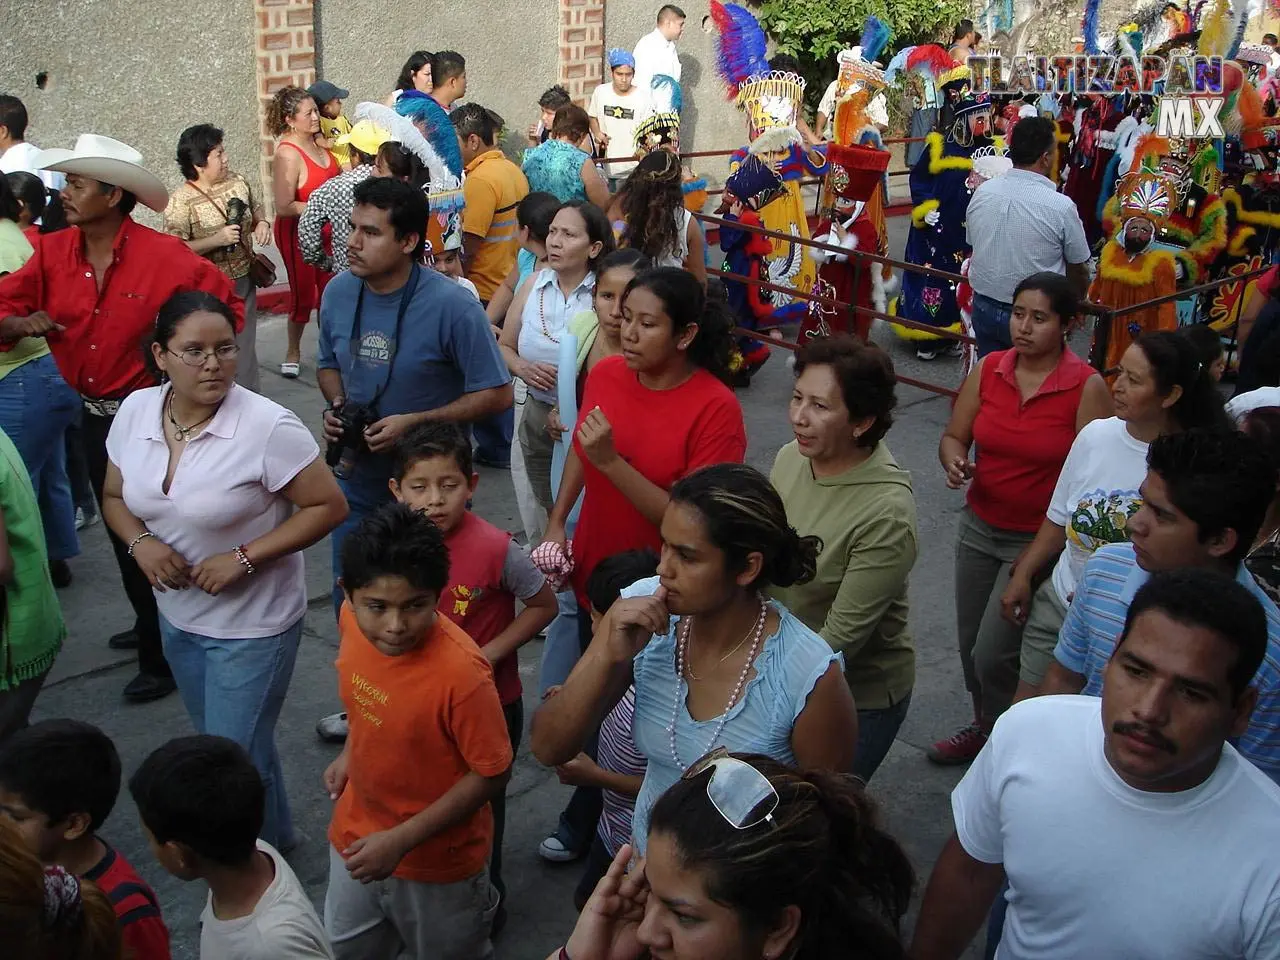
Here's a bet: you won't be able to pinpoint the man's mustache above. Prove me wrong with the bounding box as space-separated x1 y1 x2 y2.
1113 721 1177 754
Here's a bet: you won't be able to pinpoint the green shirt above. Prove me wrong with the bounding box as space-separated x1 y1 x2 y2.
769 440 917 710
0 426 64 688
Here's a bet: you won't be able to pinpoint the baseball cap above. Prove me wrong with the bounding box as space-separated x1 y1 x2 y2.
334 120 392 156
307 80 349 105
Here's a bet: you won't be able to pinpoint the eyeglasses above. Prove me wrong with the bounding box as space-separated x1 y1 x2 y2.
168 345 240 367
683 748 779 830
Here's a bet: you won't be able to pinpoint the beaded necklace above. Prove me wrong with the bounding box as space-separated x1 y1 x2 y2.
668 596 769 769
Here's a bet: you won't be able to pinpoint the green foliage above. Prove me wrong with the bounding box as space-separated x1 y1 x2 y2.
758 0 970 117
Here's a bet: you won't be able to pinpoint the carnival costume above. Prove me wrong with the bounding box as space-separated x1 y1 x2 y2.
632 112 709 215
1090 138 1181 370
720 156 787 380
895 73 995 348
712 1 828 323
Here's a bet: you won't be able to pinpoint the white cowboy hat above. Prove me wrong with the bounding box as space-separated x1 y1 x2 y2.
34 134 169 212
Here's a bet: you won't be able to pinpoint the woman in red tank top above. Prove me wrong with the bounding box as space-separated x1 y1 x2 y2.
931 272 1112 764
268 86 338 378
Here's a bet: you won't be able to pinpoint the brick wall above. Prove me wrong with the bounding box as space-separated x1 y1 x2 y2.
254 0 317 212
559 0 605 106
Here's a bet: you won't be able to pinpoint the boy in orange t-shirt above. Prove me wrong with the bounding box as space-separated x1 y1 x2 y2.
323 503 513 960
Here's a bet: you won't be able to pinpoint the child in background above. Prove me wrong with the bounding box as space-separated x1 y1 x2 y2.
324 504 513 960
389 422 556 930
485 191 562 329
430 241 481 300
0 719 171 960
130 735 333 960
309 80 354 169
1183 322 1227 381
549 548 657 910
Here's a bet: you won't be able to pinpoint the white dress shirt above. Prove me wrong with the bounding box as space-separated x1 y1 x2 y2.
633 28 681 92
0 141 65 192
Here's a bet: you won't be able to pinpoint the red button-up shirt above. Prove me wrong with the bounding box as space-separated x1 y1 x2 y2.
0 219 243 399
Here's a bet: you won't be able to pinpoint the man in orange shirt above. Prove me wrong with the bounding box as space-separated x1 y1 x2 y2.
322 503 513 959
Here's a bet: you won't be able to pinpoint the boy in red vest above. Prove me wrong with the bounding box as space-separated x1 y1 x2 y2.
389 422 557 932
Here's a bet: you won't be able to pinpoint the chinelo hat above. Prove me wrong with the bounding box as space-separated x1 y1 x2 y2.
35 134 169 211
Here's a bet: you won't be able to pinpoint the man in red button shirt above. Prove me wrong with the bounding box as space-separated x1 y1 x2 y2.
0 135 242 704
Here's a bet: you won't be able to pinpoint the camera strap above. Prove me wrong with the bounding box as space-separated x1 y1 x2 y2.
350 264 421 410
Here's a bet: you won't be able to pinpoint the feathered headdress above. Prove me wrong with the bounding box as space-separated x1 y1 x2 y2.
1131 133 1173 173
1197 0 1230 56
394 91 464 177
1083 0 1104 53
353 99 465 214
710 1 770 98
1117 169 1176 226
834 89 873 146
651 74 683 114
859 16 892 67
884 44 954 85
634 112 681 154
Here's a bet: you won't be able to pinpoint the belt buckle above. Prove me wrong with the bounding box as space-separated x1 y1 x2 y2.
82 397 121 417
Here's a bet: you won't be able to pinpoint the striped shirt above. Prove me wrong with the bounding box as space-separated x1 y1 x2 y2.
84 841 171 960
597 686 646 856
461 149 530 301
1054 543 1280 785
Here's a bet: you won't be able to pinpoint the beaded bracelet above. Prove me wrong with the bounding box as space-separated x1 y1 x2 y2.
233 544 256 575
127 531 154 557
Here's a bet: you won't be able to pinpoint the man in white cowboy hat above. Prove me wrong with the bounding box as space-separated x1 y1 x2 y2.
0 133 242 705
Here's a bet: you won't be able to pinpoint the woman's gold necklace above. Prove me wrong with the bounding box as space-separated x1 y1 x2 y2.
683 603 765 681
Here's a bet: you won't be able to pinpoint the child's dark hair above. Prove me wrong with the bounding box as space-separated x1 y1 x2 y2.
145 290 238 380
624 267 737 384
0 720 120 831
1132 330 1230 431
517 191 562 243
1012 270 1078 329
376 141 428 190
649 755 914 960
585 549 660 615
393 421 473 480
128 736 263 868
596 247 653 278
6 171 67 233
539 85 573 111
1181 322 1224 367
341 502 451 595
670 463 820 589
0 172 20 224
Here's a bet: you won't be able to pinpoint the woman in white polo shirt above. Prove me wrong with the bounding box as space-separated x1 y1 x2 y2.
102 291 348 849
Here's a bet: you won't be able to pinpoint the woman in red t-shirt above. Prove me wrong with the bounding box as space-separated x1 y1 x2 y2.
931 272 1112 764
543 267 747 621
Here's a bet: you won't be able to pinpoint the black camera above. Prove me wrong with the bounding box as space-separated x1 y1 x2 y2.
325 402 377 479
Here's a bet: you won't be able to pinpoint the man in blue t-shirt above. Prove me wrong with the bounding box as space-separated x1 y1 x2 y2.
315 178 512 742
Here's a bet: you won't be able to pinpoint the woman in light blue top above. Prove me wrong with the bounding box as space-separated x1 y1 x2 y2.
501 201 616 512
522 104 612 208
530 462 859 853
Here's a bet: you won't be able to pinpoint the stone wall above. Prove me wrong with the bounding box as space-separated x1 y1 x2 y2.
0 0 260 226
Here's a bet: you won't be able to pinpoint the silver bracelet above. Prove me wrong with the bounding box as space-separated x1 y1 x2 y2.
127 531 155 557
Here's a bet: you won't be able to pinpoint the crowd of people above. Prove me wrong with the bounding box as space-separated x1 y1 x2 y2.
5 2 1280 959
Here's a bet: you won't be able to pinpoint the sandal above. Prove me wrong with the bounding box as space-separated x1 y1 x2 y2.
280 361 300 379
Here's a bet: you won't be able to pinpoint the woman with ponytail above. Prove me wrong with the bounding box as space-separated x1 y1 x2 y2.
551 753 913 960
532 462 859 854
0 816 123 960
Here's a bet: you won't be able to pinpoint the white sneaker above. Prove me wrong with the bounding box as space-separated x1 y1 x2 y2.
537 834 580 863
75 507 99 531
316 712 349 742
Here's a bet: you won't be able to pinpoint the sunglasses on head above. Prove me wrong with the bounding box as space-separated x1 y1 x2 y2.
683 748 780 830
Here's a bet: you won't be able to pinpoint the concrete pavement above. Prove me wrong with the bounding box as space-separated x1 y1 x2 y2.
34 219 987 958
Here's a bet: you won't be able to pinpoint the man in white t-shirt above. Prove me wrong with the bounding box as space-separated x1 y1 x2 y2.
589 49 653 185
0 95 65 191
910 568 1280 960
633 4 685 94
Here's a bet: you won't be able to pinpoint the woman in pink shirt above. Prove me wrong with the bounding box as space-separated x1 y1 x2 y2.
102 291 348 849
932 272 1111 764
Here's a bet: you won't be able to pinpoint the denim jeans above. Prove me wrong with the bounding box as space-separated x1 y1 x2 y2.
331 468 396 618
853 693 913 784
970 294 1014 359
160 614 304 849
538 590 582 697
986 880 1010 959
0 354 80 561
473 408 514 467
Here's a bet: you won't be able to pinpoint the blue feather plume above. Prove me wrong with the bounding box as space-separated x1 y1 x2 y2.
651 75 683 113
394 91 463 179
711 1 770 95
860 16 892 66
883 46 912 84
1083 0 1103 54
